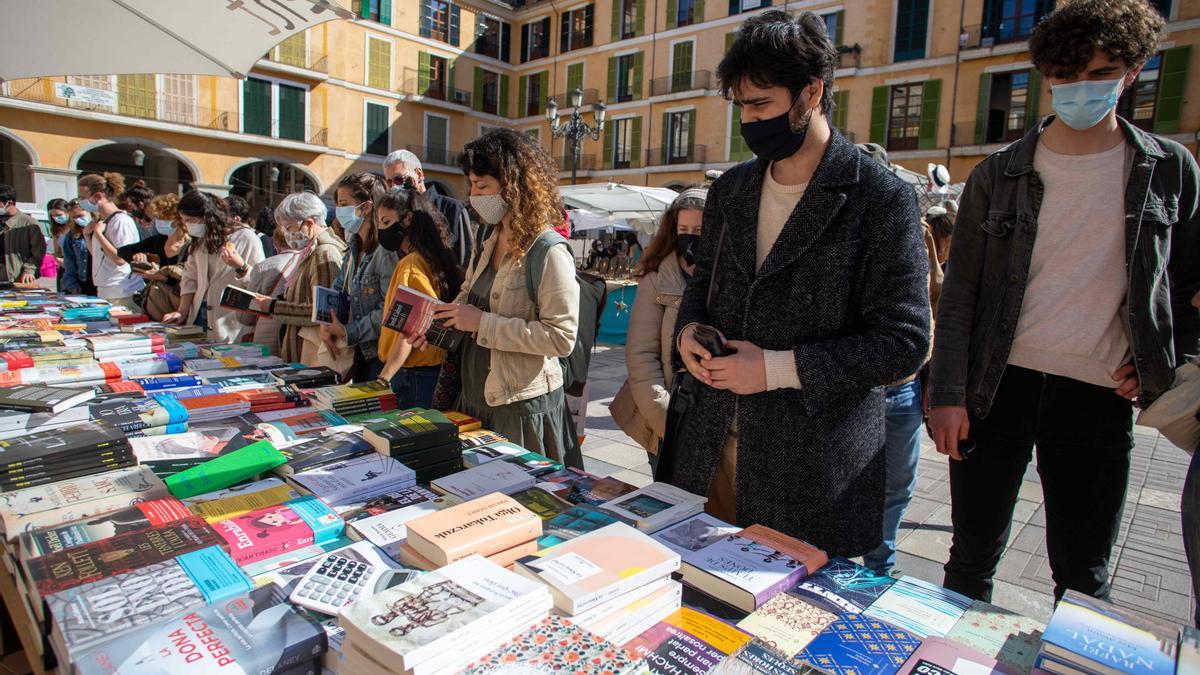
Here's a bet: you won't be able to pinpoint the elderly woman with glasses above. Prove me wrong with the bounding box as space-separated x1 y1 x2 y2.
250 192 346 362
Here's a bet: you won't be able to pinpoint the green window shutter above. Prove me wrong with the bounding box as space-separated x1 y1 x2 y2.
448 59 457 99
973 73 992 144
612 0 622 42
831 89 848 130
666 0 678 28
380 0 391 25
660 112 670 164
366 102 389 155
499 74 510 118
1024 70 1041 131
695 0 705 21
243 77 272 136
117 74 156 119
687 109 696 161
418 51 431 95
359 0 371 19
632 51 644 101
729 108 750 160
1154 45 1190 135
603 119 615 169
518 75 528 118
869 85 889 146
636 0 646 36
473 67 484 111
538 70 550 115
278 83 305 141
917 79 941 150
725 31 737 52
567 63 583 92
672 41 693 92
631 116 643 168
606 56 617 102
834 10 844 46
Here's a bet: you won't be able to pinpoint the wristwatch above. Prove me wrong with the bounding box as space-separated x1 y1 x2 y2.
236 263 250 277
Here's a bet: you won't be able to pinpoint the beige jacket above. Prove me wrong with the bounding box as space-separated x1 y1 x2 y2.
180 226 265 343
459 229 579 407
613 253 686 452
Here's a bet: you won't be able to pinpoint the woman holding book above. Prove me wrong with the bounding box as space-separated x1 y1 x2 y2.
118 192 191 320
162 191 264 342
613 186 706 456
375 184 465 408
249 191 346 363
236 227 298 354
319 173 398 382
411 129 581 465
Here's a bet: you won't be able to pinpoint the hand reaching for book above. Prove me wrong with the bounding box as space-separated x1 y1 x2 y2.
434 303 481 334
162 312 183 324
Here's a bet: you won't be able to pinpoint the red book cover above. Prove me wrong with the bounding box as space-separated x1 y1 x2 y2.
96 381 146 396
98 362 123 382
214 501 334 566
180 393 245 412
0 351 33 370
115 314 151 325
27 516 223 597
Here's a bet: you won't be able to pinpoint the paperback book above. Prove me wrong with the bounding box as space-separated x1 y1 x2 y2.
945 600 1044 673
1039 590 1178 675
0 465 167 539
626 608 753 675
214 496 344 566
220 285 270 317
430 460 535 499
788 556 897 615
539 503 621 548
275 430 373 475
461 615 645 675
539 468 638 506
681 524 828 613
600 482 708 531
862 576 972 638
0 383 94 413
651 512 740 558
737 592 838 657
288 454 417 508
19 496 191 557
311 285 351 324
382 284 466 350
405 492 542 566
796 613 921 675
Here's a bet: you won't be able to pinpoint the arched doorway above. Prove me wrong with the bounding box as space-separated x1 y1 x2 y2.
227 161 319 215
0 130 36 203
75 142 194 195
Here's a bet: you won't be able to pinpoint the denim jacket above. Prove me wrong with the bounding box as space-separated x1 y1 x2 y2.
332 238 399 360
61 234 90 292
930 116 1200 417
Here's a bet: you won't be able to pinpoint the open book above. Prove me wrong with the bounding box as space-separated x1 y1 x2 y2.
219 286 270 317
382 285 466 351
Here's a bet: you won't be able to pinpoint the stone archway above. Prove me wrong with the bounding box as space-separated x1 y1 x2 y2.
0 128 37 202
226 160 320 215
73 139 196 195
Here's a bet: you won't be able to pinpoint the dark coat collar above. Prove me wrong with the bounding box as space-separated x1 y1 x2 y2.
1004 115 1170 177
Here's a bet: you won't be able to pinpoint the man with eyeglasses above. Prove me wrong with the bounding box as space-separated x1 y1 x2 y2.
382 150 473 267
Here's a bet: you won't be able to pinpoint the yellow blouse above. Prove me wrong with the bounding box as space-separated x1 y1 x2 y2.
378 252 445 368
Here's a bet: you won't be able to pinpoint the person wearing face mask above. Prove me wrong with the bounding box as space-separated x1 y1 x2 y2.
46 198 71 291
0 184 48 289
249 192 346 362
375 187 466 406
672 10 930 557
929 0 1199 604
612 187 706 457
77 172 144 308
117 193 191 320
318 173 398 382
382 149 474 268
162 191 264 342
119 181 156 241
61 200 95 296
236 226 299 355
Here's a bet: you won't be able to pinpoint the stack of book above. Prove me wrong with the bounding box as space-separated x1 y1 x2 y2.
288 454 418 511
361 408 462 483
461 440 564 477
0 421 134 493
213 496 345 567
430 459 535 499
310 381 399 417
83 333 164 359
401 492 542 571
1037 590 1179 674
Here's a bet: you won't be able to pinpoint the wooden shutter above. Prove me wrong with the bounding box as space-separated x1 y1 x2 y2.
499 74 509 118
725 31 737 52
501 23 512 62
277 33 306 68
277 83 305 141
118 74 156 119
380 0 391 25
584 5 595 47
539 71 550 115
661 112 670 164
632 51 644 101
568 63 584 92
686 109 696 162
160 74 196 126
243 77 271 135
518 75 528 118
667 0 678 29
973 73 992 144
831 89 848 131
419 0 432 37
426 116 448 165
418 52 432 95
473 67 484 111
448 58 457 100
612 0 623 42
729 0 739 15
636 0 646 36
631 117 643 168
869 85 889 145
695 0 705 21
603 119 615 169
540 17 551 58
449 5 460 46
834 10 844 46
367 38 390 90
1154 45 1190 134
360 0 372 19
917 79 941 150
606 56 618 102
520 23 530 63
1024 70 1041 131
672 41 693 92
366 102 389 155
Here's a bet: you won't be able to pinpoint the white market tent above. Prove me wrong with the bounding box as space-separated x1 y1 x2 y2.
560 184 682 236
0 1 354 82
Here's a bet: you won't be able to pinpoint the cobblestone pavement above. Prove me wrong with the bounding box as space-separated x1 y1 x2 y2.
580 344 1196 626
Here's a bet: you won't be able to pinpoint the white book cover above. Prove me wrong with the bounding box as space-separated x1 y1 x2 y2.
431 461 535 499
651 512 740 557
600 482 707 528
290 455 416 506
349 501 443 558
862 576 973 638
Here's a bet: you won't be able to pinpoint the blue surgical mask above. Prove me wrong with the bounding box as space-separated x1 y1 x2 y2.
52 214 68 225
1051 76 1125 131
73 216 90 227
336 205 363 236
154 219 174 235
79 198 98 213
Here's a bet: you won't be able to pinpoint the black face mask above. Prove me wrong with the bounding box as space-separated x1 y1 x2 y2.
377 222 407 252
676 234 700 266
739 99 814 162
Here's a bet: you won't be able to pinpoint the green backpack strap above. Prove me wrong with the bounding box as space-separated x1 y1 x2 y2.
523 229 571 316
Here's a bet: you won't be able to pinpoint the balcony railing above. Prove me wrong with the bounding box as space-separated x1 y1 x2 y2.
646 145 707 167
400 70 473 107
958 23 1034 50
263 48 329 73
837 45 863 69
2 77 233 131
951 120 1030 146
549 88 601 107
557 154 599 172
649 70 713 97
243 120 328 146
407 144 463 168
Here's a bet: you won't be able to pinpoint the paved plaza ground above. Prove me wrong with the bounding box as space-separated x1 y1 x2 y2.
580 344 1197 627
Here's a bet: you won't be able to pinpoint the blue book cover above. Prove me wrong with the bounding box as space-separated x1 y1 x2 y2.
163 384 223 400
1041 590 1177 675
789 556 896 614
176 545 254 602
151 393 188 424
135 373 203 390
797 613 920 675
862 576 972 638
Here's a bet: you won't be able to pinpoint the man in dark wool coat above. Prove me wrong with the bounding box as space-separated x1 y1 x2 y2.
671 10 931 558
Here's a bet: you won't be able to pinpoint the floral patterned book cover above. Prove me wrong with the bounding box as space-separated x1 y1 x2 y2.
737 592 837 657
462 615 647 674
945 599 1044 673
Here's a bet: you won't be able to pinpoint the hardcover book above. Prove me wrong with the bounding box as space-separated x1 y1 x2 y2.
361 408 459 456
652 512 740 558
405 492 543 566
681 525 829 613
1040 590 1178 675
0 383 94 413
288 454 417 507
788 556 896 615
431 460 536 499
862 576 972 638
796 613 921 675
737 592 838 657
625 607 752 675
214 496 344 566
220 285 270 317
462 615 645 675
20 496 191 557
945 600 1044 673
601 482 707 531
311 285 351 324
514 521 681 615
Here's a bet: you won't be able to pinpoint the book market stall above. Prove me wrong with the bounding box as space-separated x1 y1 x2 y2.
0 288 1196 675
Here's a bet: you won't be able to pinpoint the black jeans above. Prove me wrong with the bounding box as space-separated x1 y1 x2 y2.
1183 447 1200 627
943 365 1133 602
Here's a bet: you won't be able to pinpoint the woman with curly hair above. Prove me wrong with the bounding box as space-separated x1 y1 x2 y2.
418 128 581 464
117 193 192 320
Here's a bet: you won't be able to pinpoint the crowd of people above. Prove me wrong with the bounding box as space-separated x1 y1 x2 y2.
0 0 1196 625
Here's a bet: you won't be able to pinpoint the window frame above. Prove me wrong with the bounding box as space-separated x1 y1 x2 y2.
480 68 501 115
363 100 391 157
615 52 637 102
893 0 930 62
676 0 697 26
612 116 634 169
365 34 394 91
1117 53 1163 132
665 108 692 163
423 111 452 166
523 16 551 62
238 74 310 143
620 0 638 39
562 4 594 53
886 82 924 151
475 14 507 60
427 0 453 43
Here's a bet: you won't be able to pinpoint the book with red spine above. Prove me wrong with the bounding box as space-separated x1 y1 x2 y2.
0 351 33 371
19 497 193 558
214 496 344 566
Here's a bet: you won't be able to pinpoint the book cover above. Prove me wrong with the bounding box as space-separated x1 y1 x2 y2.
539 468 638 506
0 465 167 539
601 482 707 530
681 525 829 613
862 577 972 639
346 485 445 521
468 442 563 477
350 500 446 558
652 513 740 558
0 419 128 469
539 504 621 548
289 454 417 507
515 522 681 615
444 411 482 432
625 608 752 675
895 637 1009 675
240 535 356 579
0 384 94 413
462 615 644 675
278 431 376 475
46 545 252 655
432 460 536 499
945 600 1044 673
710 640 807 675
311 285 351 325
362 409 459 454
509 487 574 521
129 429 239 466
22 496 191 557
460 429 508 448
28 516 224 597
220 285 270 317
1040 590 1178 675
180 476 290 507
338 555 550 671
71 582 323 675
381 284 438 338
405 492 543 566
164 440 288 499
789 556 898 614
736 592 837 657
796 613 921 675
189 483 302 523
214 496 344 566
579 580 682 647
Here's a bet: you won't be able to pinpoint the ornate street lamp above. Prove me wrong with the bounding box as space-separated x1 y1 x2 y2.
547 88 607 185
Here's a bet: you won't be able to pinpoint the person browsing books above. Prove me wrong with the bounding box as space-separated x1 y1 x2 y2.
162 191 264 342
409 129 581 465
61 200 95 296
671 11 931 557
248 192 347 363
235 226 298 355
117 192 191 320
77 172 144 309
613 186 706 455
375 184 465 407
318 173 399 382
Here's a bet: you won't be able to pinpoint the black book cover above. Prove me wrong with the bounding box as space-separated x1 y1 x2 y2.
219 285 269 317
414 457 464 485
0 421 128 470
0 385 95 413
388 440 461 470
425 318 467 351
0 448 134 480
283 432 374 474
366 411 458 455
0 455 137 492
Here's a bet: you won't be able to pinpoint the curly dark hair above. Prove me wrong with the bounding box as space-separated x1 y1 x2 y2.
178 190 233 255
1030 0 1165 79
457 128 562 262
717 10 837 114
